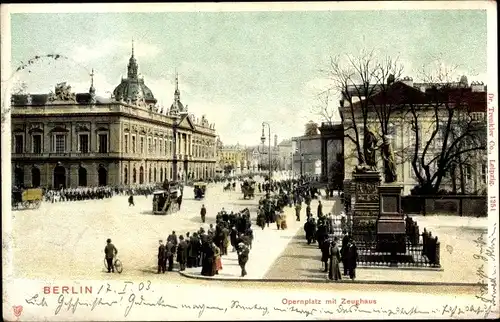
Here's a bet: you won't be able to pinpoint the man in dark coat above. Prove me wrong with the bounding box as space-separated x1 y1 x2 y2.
304 219 314 245
230 227 238 252
104 238 118 273
188 233 200 268
343 238 358 280
200 205 207 223
317 200 323 217
167 231 178 248
341 232 350 276
320 238 331 272
176 235 188 271
237 242 250 277
157 240 166 274
166 240 175 271
201 238 215 276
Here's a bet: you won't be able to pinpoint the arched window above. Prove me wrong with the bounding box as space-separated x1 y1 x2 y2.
154 167 157 182
98 166 107 186
160 168 163 182
31 167 41 188
124 167 128 185
14 167 24 188
78 166 88 187
53 165 66 189
133 168 137 184
139 166 144 184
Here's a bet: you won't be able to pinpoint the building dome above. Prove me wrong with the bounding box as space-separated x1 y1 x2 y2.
113 40 157 105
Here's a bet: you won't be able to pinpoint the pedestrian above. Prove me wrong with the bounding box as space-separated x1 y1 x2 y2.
295 203 301 221
317 200 323 217
177 235 188 271
328 238 342 281
104 238 118 273
344 238 358 280
128 194 134 206
166 240 175 271
237 242 249 277
321 238 331 272
157 240 166 274
341 231 350 276
200 204 207 223
213 242 222 275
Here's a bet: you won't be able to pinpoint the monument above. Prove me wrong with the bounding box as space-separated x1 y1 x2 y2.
351 129 406 258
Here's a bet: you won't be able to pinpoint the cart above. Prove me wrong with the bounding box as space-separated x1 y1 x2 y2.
12 188 43 210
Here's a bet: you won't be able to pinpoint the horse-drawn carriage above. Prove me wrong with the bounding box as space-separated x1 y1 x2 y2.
152 182 181 215
241 180 256 199
194 182 207 200
12 187 43 210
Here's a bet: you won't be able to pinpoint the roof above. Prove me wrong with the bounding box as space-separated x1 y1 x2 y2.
350 81 486 113
113 78 157 104
11 93 113 105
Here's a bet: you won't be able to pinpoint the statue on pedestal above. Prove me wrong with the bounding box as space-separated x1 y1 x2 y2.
381 135 397 183
355 127 379 173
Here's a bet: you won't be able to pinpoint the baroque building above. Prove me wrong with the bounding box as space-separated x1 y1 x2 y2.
11 44 217 188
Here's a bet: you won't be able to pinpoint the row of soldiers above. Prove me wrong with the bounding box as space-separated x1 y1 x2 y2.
44 187 114 202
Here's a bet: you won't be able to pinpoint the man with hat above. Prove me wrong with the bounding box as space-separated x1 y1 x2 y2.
104 238 118 273
157 240 166 273
237 242 250 277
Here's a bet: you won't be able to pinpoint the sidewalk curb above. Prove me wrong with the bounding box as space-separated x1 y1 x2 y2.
178 271 484 287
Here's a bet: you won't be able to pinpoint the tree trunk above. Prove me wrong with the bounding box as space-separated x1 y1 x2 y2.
451 165 457 194
458 155 466 195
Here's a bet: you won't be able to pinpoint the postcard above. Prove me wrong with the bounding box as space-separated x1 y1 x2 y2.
1 1 498 320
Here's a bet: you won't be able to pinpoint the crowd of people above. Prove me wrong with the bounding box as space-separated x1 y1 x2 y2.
156 207 254 277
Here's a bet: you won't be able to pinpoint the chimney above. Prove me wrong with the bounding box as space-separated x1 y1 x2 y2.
471 81 486 92
401 76 414 87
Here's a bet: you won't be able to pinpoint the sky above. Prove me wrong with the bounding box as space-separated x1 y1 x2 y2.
9 8 488 146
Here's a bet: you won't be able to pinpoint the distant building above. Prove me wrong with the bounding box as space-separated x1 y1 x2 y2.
219 144 248 175
11 42 217 188
277 139 293 171
340 75 487 195
292 134 322 177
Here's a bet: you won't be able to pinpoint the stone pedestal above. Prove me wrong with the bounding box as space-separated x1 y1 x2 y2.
351 171 381 243
376 183 406 254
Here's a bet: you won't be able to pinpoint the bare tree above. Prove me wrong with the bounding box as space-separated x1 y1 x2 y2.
321 50 405 175
310 89 337 124
405 61 487 194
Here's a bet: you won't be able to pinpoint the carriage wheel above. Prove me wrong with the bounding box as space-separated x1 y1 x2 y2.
34 200 42 209
103 258 109 271
22 201 30 209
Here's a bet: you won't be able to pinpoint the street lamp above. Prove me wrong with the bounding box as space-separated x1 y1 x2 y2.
258 122 272 181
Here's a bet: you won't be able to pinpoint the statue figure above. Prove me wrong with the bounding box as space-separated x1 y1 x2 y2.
381 135 397 183
26 94 32 105
50 82 76 102
363 128 378 168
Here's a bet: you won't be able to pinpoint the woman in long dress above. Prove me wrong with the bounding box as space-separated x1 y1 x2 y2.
213 243 222 275
328 239 342 281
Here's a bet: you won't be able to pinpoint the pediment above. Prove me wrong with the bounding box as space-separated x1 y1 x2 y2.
178 114 195 131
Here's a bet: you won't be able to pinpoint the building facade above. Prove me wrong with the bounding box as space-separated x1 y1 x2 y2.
277 139 293 172
11 45 217 188
219 144 249 175
292 135 322 177
340 76 487 195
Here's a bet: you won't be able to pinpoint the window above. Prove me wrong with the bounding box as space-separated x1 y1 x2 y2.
14 134 24 154
124 134 129 153
165 140 168 156
159 139 162 154
148 137 152 154
140 136 145 154
153 139 157 154
132 135 136 153
98 133 108 153
79 134 89 153
466 165 472 181
32 134 42 154
54 134 65 153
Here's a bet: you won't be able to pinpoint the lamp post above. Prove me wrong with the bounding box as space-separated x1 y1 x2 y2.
258 122 272 181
